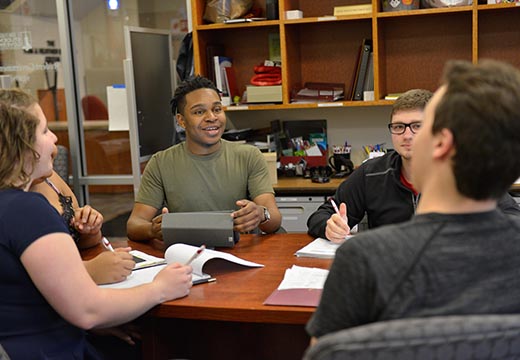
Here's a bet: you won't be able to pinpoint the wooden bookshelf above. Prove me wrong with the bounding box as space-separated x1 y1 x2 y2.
190 0 520 111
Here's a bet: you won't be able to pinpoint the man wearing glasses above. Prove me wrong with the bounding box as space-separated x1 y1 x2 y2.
307 89 520 243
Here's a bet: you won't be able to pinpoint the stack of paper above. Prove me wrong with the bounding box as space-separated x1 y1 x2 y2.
277 265 329 290
263 265 329 307
295 237 350 259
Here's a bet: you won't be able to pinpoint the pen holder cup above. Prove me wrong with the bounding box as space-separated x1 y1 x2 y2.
329 154 354 175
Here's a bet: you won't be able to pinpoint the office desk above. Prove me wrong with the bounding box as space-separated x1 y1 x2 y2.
274 177 343 196
88 234 329 360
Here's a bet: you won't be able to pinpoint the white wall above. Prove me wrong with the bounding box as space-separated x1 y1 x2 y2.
227 105 393 166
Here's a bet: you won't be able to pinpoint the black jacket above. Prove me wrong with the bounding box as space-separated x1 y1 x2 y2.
307 150 520 239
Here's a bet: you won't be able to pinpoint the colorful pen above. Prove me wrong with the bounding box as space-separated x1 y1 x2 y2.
184 245 206 265
102 237 115 252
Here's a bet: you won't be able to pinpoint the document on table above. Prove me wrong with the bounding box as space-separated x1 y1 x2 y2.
100 244 263 289
99 249 213 289
264 265 330 307
99 264 214 289
295 237 353 259
131 249 166 270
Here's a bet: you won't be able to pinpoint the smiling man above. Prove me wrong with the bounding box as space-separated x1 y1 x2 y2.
307 88 520 242
127 75 281 241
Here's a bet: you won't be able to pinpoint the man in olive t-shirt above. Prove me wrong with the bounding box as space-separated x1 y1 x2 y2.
127 76 281 241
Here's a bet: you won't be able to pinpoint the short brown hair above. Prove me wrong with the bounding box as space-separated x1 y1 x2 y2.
0 102 40 189
391 89 433 117
434 59 520 199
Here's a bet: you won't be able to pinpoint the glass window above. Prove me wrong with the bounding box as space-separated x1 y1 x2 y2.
0 0 188 232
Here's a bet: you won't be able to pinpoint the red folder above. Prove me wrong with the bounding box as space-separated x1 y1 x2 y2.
263 288 323 307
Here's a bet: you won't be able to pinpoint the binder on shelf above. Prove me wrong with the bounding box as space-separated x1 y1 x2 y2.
224 66 239 101
206 44 225 85
351 39 372 101
213 55 233 96
363 52 374 100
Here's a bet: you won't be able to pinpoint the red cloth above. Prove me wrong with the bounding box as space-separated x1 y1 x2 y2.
250 65 281 86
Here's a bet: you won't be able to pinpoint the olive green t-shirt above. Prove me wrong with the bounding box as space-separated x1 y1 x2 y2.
136 140 274 212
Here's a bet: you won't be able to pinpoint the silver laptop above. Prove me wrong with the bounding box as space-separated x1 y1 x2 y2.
162 211 239 249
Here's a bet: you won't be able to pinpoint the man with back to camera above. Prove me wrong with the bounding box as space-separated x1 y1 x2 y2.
306 59 520 342
307 88 520 242
127 75 281 241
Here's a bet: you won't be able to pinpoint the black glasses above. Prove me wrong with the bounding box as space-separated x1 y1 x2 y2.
388 122 422 135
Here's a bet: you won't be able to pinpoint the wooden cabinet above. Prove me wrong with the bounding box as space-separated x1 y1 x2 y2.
190 0 520 110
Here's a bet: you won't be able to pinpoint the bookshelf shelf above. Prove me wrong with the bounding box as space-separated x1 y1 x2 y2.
190 0 520 111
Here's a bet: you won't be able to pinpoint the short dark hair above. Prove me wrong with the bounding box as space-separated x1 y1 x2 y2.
434 59 520 200
391 89 433 117
170 75 220 115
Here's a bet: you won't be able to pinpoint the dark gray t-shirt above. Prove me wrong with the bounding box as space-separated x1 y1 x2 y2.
307 210 520 338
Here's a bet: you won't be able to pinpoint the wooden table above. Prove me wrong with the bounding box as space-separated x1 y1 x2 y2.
85 233 330 360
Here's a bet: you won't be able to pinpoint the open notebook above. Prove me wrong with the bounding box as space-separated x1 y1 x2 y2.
100 244 263 289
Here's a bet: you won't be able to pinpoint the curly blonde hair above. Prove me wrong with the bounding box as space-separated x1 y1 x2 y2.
0 88 38 109
0 101 40 189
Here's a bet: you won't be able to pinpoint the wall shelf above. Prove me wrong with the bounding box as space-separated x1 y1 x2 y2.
191 0 520 111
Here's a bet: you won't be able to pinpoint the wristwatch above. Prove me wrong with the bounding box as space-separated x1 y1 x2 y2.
260 206 271 225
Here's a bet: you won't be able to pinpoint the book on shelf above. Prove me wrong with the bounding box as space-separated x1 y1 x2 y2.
362 52 374 100
206 44 225 85
292 82 344 103
385 92 403 100
224 66 239 101
246 84 282 103
351 38 372 101
333 3 372 16
268 33 281 62
100 243 264 289
213 55 233 96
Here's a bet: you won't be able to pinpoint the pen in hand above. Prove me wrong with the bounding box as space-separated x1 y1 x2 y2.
102 237 115 252
184 245 206 265
330 199 348 224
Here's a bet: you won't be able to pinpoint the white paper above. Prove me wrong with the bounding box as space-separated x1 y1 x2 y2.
99 264 166 289
107 85 129 131
277 265 329 290
99 264 211 289
305 144 323 156
165 243 264 277
295 237 353 259
130 249 166 270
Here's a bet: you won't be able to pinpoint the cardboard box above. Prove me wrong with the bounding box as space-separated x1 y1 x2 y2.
285 10 303 19
263 152 278 184
246 85 282 103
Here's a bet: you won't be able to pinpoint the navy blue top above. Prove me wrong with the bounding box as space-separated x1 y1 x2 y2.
0 189 100 359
